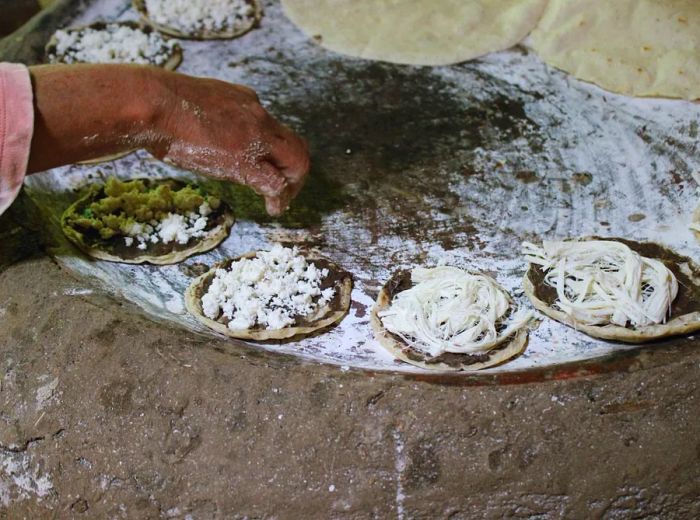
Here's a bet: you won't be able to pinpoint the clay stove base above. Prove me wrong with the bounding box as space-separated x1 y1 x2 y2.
0 254 698 518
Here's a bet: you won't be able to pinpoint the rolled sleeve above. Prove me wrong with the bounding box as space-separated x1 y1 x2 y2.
0 63 34 216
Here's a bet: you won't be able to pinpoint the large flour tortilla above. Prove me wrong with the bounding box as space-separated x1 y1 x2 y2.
282 0 547 66
530 0 700 100
185 252 353 341
523 238 700 343
62 179 234 265
370 270 528 371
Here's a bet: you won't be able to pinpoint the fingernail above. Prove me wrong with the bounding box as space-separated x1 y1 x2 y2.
266 199 282 216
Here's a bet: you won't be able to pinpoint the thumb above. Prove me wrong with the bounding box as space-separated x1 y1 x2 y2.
243 160 287 197
242 161 289 216
264 195 288 217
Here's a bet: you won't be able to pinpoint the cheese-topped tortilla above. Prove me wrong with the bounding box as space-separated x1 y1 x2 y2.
371 267 532 371
523 238 700 342
62 177 234 265
46 21 182 69
282 0 547 66
530 0 700 100
185 246 352 341
133 0 262 40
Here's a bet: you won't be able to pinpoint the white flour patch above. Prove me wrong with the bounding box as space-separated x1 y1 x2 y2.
35 377 59 410
63 287 94 296
393 430 407 520
0 451 54 506
23 0 700 374
165 296 185 315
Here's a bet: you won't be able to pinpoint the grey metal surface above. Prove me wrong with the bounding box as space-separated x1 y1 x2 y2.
3 6 700 515
12 0 700 374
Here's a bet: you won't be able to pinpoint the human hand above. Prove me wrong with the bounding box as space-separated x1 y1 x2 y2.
150 72 310 216
27 64 309 215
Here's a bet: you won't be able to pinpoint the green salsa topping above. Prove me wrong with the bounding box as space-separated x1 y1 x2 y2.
67 177 221 240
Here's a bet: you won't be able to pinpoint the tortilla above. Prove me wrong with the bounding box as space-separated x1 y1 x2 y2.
77 152 134 166
185 252 352 340
45 21 183 70
523 238 700 343
281 0 547 66
530 0 700 100
370 269 528 371
133 0 262 40
61 178 234 265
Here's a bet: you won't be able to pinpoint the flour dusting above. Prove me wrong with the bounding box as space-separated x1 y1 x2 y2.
23 0 700 374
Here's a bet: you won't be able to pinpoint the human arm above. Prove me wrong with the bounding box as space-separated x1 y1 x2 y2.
27 64 309 215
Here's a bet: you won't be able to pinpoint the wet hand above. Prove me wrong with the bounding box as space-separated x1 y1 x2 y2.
150 72 310 216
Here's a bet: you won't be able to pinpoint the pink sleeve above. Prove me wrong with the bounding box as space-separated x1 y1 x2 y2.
0 63 34 216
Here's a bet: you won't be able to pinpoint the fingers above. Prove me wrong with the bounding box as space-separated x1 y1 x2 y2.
267 181 302 216
171 78 310 217
267 124 311 187
251 124 309 216
265 196 288 217
243 160 287 197
242 161 290 217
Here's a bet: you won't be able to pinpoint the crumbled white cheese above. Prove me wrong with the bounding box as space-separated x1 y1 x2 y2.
49 24 177 66
199 202 212 217
158 214 191 245
124 201 217 250
523 240 678 327
378 267 532 357
201 245 335 331
144 0 256 35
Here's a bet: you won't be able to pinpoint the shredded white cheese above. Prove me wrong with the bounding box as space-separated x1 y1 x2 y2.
49 24 177 66
144 0 257 35
124 202 218 250
378 267 532 358
201 245 335 330
523 240 678 328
